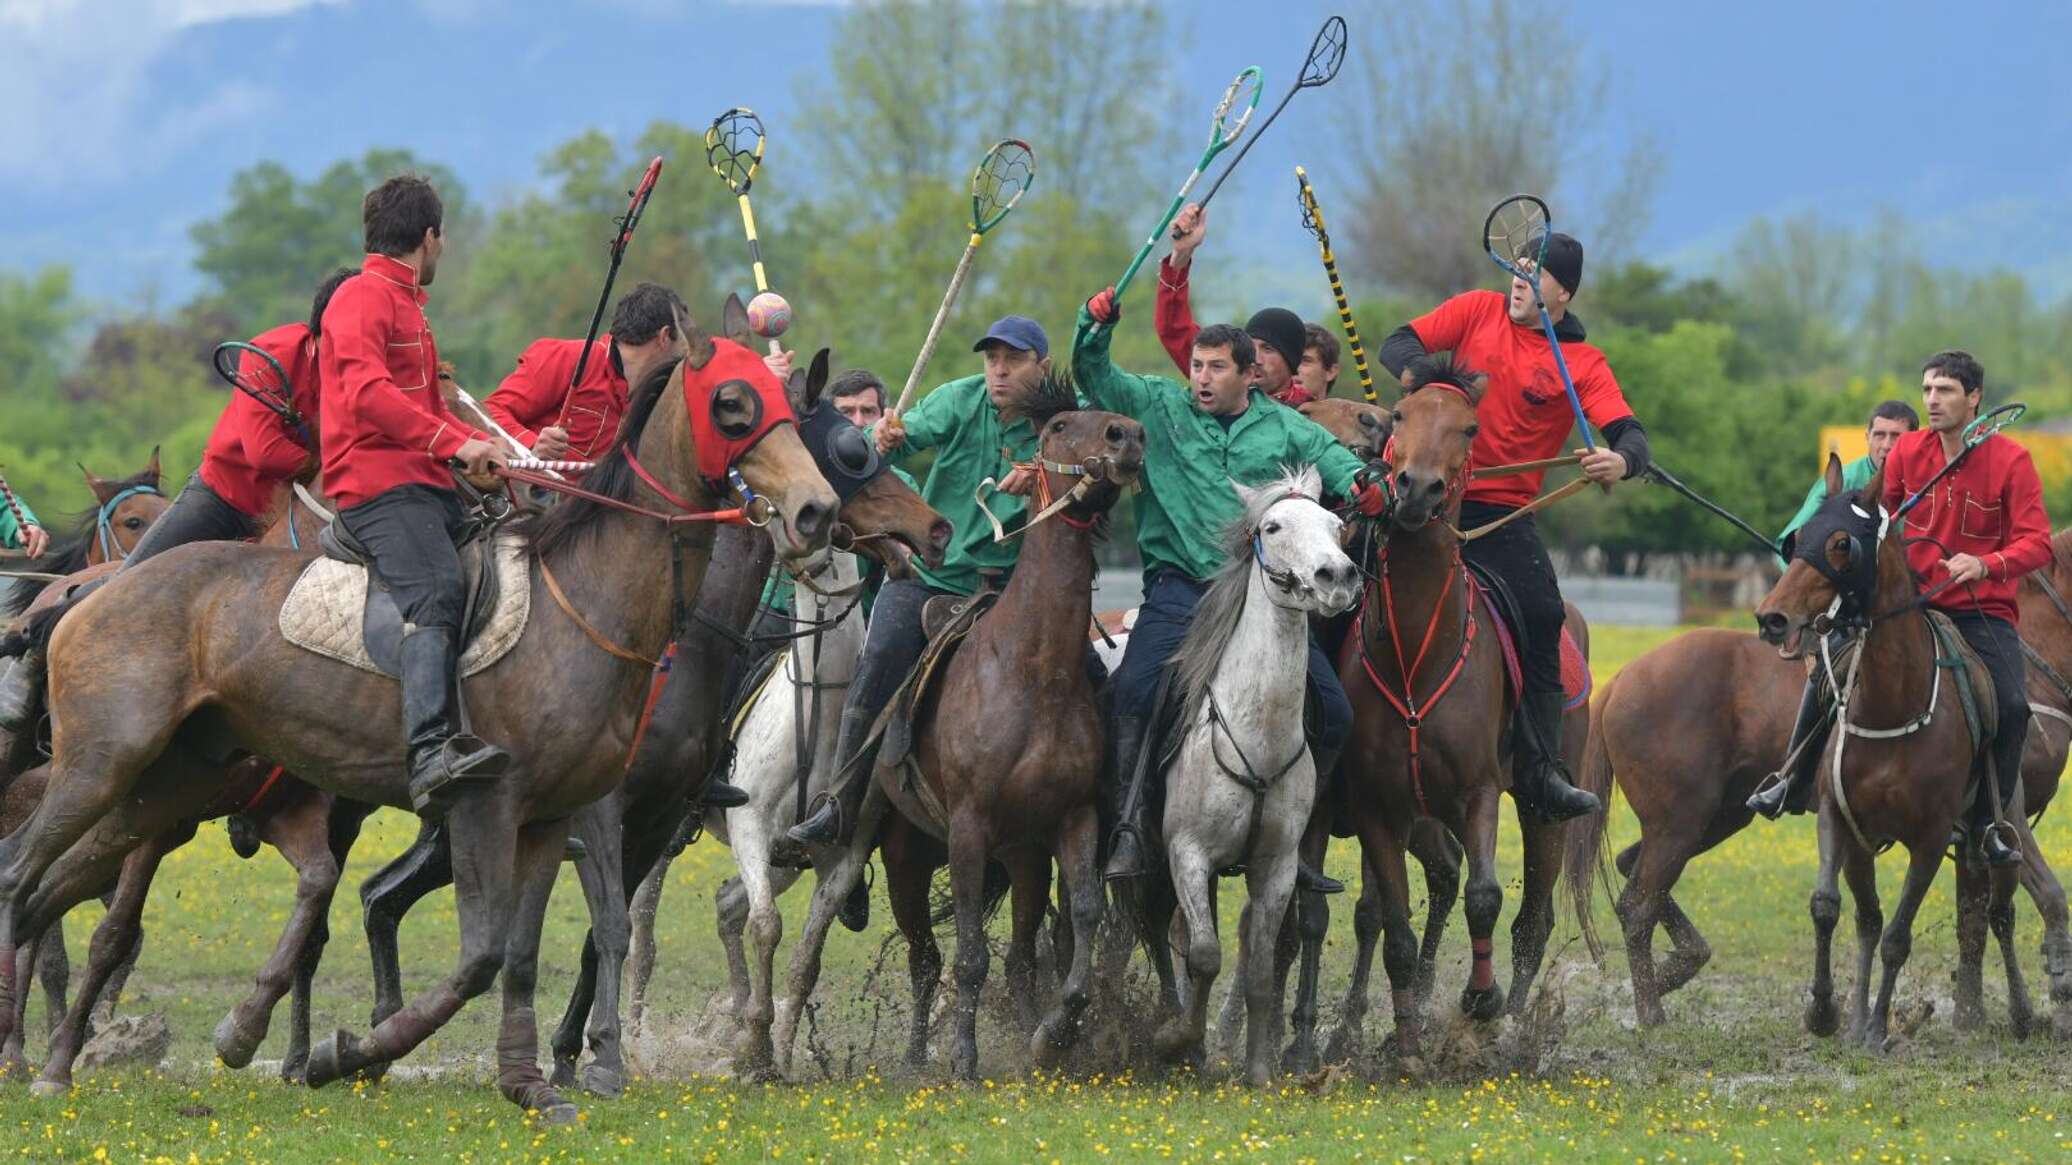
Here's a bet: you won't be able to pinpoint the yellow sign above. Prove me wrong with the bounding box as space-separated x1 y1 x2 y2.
1818 426 2072 490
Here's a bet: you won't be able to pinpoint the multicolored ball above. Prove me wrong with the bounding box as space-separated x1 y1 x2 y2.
747 291 793 339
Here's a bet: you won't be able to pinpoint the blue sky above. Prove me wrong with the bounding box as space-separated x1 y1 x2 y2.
1 0 2066 314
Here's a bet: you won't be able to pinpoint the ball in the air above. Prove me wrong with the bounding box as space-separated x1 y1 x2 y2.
747 292 792 339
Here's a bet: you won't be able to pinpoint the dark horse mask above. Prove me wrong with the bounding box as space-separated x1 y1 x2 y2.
684 337 797 487
794 400 881 503
1781 488 1885 623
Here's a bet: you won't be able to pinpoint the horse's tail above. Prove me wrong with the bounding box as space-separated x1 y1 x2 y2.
1564 680 1619 965
928 859 1012 928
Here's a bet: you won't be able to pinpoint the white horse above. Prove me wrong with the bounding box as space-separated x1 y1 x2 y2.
1153 466 1359 1086
704 550 865 1078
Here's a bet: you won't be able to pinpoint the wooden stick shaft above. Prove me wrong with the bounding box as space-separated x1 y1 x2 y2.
894 234 982 418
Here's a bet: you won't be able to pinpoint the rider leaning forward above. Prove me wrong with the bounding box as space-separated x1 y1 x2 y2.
1378 230 1651 822
1751 350 2049 867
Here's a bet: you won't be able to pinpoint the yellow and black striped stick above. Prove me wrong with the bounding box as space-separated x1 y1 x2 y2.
1295 165 1374 402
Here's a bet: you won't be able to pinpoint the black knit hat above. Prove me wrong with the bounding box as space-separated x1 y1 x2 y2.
1541 232 1584 295
1245 307 1306 372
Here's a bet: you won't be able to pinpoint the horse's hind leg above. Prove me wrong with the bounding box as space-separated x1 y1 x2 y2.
34 920 67 1039
715 875 753 1020
1240 843 1300 1088
1283 849 1329 1075
35 830 182 1095
1457 788 1506 1022
282 800 371 1084
1323 863 1382 1064
881 822 942 1073
1863 839 1940 1053
1505 816 1564 1016
493 819 580 1123
550 803 631 1098
944 817 994 1082
1803 803 1846 1038
1988 863 2035 1038
1409 818 1461 1007
1003 851 1053 1036
629 858 670 1040
775 794 892 1077
1033 806 1101 1066
1953 859 1991 1031
1617 834 1697 1028
2013 818 2072 1039
723 812 801 1081
215 787 343 1071
359 820 453 1034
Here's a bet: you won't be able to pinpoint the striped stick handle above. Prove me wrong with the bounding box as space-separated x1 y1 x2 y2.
505 458 597 474
893 233 982 419
736 195 782 357
0 472 32 547
1319 243 1372 402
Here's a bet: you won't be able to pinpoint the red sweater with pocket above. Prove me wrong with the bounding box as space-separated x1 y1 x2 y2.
1879 427 2052 624
198 322 321 517
484 336 626 459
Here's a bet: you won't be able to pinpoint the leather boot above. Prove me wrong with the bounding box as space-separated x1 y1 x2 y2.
776 705 876 863
1971 726 2025 868
402 627 511 819
701 780 751 809
0 649 44 733
1296 744 1345 895
1748 678 1831 820
1102 715 1153 882
1511 690 1600 822
839 874 871 933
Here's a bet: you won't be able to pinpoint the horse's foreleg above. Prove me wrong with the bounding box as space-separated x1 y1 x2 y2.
2014 819 2072 1039
1953 858 1991 1031
34 920 68 1040
1283 812 1330 1075
1505 817 1563 1016
1989 863 2035 1038
1324 864 1382 1065
1241 847 1299 1089
1458 788 1505 1022
309 802 513 1094
629 858 670 1040
494 818 579 1123
945 818 992 1082
1408 818 1461 1006
215 790 342 1071
35 835 175 1095
727 827 798 1081
715 875 752 1020
1003 853 1052 1037
775 792 889 1077
1033 807 1100 1065
1155 844 1220 1069
1804 802 1846 1038
359 821 452 1033
1865 840 1940 1053
550 804 629 1099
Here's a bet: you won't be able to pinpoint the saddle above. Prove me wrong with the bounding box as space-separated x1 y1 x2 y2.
882 590 1000 773
1464 561 1592 712
278 522 529 679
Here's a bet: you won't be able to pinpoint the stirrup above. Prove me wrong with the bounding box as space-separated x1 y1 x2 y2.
1746 771 1793 820
1981 820 2023 868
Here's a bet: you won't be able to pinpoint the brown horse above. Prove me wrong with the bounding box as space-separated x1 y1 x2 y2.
1753 453 2023 1050
1334 369 1583 1060
0 321 838 1118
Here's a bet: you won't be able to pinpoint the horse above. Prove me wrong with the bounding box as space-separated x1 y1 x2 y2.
1565 599 2072 1033
1333 364 1585 1060
1148 467 1358 1085
349 325 948 1097
706 546 865 1078
0 450 168 621
0 316 840 1119
1753 453 2024 1050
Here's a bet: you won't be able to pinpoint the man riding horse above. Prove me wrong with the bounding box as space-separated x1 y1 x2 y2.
0 269 354 732
1779 399 1918 547
778 316 1078 860
1154 202 1321 408
1377 229 1650 821
1750 350 2050 868
1073 288 1384 891
320 175 513 819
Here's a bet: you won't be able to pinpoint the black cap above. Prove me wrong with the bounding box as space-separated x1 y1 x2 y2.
1540 232 1584 295
1245 307 1306 372
972 314 1049 359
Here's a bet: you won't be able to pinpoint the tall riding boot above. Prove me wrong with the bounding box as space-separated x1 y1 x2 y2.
1296 744 1345 895
402 626 512 819
1102 715 1153 882
781 704 878 853
0 649 44 733
1971 727 2026 868
1748 678 1833 820
1512 690 1600 822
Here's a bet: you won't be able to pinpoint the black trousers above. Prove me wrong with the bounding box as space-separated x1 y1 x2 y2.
337 485 471 633
122 473 255 567
1948 611 2029 797
1459 500 1565 695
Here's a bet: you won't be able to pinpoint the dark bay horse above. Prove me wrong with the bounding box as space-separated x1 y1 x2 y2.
0 326 838 1119
1334 365 1583 1060
1753 454 2024 1050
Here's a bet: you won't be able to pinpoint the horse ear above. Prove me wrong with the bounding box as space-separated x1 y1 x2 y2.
1865 458 1887 525
1463 373 1490 405
79 462 113 503
144 445 161 487
804 349 830 409
721 294 752 348
1823 451 1846 499
676 302 715 370
1295 463 1323 501
784 368 807 412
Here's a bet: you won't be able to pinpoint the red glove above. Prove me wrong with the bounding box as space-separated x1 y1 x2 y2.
1087 286 1121 324
1356 481 1390 517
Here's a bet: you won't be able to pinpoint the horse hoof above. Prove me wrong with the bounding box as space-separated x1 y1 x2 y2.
1321 1027 1360 1065
1281 1040 1316 1077
305 1028 360 1088
1460 985 1505 1023
278 1055 307 1086
1635 999 1668 1029
549 1059 578 1091
1029 1015 1076 1067
0 1056 31 1083
533 1102 581 1127
1151 1020 1199 1065
28 1079 67 1100
579 1065 625 1100
1243 1061 1273 1089
1952 1002 1986 1032
213 1013 265 1070
2010 1005 2035 1042
1804 998 1839 1038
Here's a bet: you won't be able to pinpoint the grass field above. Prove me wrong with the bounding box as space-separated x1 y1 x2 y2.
5 623 2071 1163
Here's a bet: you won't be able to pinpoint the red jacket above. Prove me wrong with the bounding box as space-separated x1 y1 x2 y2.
318 254 482 509
1880 427 2052 624
199 322 320 517
1409 290 1635 508
1152 257 1315 408
483 336 626 459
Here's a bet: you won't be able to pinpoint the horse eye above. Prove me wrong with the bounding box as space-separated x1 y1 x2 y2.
1264 522 1280 535
125 517 144 529
1465 424 1480 439
1390 411 1403 424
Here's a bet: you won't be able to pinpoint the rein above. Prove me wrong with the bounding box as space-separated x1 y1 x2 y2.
974 453 1113 542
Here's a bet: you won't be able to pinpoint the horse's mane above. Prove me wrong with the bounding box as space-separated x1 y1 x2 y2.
1 465 161 617
516 354 685 559
1025 367 1079 426
1166 465 1323 730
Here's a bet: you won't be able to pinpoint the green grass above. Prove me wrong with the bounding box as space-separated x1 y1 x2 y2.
6 624 2072 1163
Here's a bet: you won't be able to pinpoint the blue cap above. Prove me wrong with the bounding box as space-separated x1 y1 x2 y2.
973 315 1048 359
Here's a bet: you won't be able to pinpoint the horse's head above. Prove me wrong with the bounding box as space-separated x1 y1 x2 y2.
1385 357 1485 531
79 448 168 564
1236 466 1358 615
1298 398 1393 463
783 349 950 581
1028 373 1144 523
1757 452 1891 658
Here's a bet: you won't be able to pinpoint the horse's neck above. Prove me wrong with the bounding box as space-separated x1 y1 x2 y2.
1369 520 1468 671
791 554 865 683
1852 544 1935 721
1209 563 1309 740
992 517 1095 669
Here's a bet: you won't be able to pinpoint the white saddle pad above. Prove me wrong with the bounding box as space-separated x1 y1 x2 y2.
277 534 531 678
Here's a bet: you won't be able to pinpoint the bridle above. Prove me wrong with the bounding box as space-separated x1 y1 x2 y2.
93 483 165 562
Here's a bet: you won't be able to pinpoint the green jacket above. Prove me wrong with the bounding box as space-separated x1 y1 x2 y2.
0 488 40 552
878 375 1042 596
759 466 917 614
1780 454 1875 554
1071 306 1364 584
